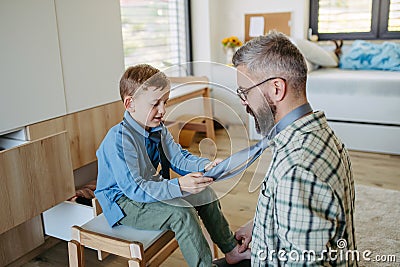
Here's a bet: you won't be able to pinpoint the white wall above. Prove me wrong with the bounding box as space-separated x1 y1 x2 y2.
192 0 310 64
191 0 212 63
190 0 310 125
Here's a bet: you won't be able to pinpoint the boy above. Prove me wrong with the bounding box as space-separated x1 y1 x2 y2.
95 64 250 266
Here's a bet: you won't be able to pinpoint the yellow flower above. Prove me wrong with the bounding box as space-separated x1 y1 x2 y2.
221 35 243 48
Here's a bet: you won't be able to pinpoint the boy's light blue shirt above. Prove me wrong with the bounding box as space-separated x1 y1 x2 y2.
95 111 210 227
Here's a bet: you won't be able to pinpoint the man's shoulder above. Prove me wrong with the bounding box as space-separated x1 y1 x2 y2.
275 121 342 159
273 128 348 188
284 118 342 157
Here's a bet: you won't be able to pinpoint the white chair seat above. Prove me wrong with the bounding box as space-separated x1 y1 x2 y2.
81 214 167 250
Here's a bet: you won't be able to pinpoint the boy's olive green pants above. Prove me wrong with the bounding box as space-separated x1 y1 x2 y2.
117 187 237 267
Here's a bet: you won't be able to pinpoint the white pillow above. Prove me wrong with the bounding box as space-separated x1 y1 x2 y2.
305 59 319 73
293 39 338 67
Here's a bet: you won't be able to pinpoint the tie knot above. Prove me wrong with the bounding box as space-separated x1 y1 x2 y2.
148 130 161 144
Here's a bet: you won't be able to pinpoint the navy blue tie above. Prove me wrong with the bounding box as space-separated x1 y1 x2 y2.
148 130 161 143
148 130 171 179
123 119 171 179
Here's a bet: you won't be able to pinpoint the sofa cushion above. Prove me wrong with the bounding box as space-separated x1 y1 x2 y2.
340 40 400 71
305 59 320 73
293 39 339 67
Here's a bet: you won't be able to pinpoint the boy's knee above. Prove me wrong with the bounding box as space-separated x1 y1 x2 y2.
169 206 203 232
202 187 218 200
173 206 198 222
185 187 220 207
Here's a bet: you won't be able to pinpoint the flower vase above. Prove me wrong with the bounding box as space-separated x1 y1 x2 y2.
225 47 235 65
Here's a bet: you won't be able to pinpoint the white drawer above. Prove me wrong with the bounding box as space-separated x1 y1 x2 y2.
43 201 94 241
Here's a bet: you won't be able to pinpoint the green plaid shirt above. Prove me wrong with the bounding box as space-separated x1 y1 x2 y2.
252 111 357 266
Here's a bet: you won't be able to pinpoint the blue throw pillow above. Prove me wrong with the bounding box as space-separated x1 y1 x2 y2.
339 40 400 71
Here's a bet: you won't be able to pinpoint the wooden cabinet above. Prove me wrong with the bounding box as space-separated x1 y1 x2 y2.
0 0 67 133
0 216 44 266
0 132 75 234
0 0 125 264
0 131 75 266
28 101 125 170
0 101 124 265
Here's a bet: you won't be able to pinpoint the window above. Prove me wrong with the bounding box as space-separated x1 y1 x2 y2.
120 0 191 75
310 0 400 40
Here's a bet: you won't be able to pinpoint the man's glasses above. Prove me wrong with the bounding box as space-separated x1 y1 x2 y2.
236 77 286 101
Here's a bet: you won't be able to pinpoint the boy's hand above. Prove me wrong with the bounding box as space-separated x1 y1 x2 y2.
178 172 213 194
204 158 223 172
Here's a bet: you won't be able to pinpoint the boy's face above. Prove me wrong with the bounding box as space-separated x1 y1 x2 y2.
128 86 170 130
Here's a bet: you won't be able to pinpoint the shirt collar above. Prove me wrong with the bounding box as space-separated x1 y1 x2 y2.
271 111 328 146
266 103 313 140
123 111 163 138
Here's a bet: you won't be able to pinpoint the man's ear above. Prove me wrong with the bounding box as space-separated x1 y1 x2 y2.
124 97 134 111
272 79 286 102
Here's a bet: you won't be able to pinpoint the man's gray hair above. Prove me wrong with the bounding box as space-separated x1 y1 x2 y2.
232 31 308 96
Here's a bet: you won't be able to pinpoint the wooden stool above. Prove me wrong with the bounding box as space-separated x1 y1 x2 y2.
68 199 219 266
68 199 178 267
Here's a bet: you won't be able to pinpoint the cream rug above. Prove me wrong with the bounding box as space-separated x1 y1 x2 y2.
354 184 399 266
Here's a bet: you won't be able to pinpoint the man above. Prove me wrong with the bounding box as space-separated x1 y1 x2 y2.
232 31 357 266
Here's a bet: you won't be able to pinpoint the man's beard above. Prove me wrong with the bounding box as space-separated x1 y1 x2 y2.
246 97 276 136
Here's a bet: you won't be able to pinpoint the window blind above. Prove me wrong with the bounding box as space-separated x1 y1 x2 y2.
120 0 189 74
388 0 400 32
318 0 373 33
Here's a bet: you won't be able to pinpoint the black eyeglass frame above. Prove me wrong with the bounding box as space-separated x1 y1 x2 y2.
236 77 286 101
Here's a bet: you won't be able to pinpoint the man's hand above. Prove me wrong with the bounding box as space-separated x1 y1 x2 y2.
204 158 223 172
235 220 254 253
178 172 213 194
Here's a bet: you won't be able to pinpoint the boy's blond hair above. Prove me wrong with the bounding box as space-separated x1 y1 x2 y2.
119 64 169 101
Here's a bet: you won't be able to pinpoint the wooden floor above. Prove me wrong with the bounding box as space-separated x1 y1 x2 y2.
21 125 400 267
